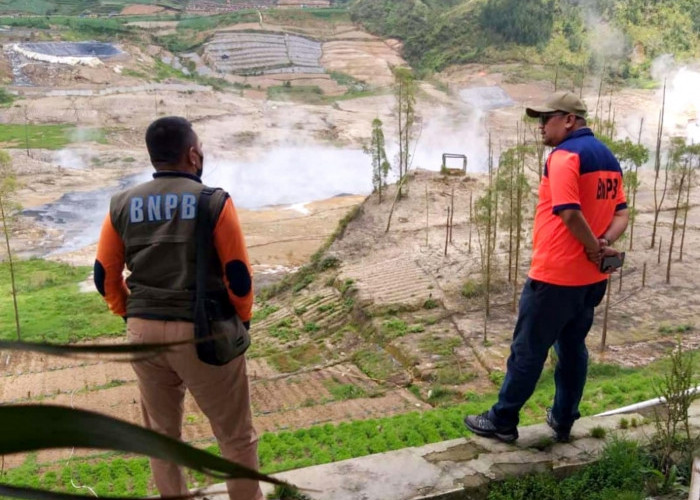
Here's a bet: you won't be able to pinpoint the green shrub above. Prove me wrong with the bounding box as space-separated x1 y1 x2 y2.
252 304 279 322
488 439 650 500
423 297 438 309
303 322 319 333
0 88 15 107
320 256 340 270
591 426 607 439
489 370 505 386
461 279 485 299
326 382 367 400
268 318 300 342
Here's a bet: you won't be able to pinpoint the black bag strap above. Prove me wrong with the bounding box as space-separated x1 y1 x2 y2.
194 187 220 332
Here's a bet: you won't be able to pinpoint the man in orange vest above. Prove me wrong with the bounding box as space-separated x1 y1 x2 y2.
465 92 628 443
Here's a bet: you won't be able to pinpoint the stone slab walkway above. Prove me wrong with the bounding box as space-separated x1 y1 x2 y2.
206 400 700 500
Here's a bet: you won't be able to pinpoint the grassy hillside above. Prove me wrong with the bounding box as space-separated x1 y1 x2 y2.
0 260 123 342
0 0 188 16
0 0 349 16
349 0 700 81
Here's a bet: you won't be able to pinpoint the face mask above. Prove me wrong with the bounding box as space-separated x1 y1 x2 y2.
195 151 204 178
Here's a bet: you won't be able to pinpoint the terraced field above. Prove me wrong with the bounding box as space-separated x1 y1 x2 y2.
3 168 700 482
203 31 323 75
0 341 423 469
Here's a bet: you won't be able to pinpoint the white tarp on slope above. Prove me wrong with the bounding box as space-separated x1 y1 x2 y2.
12 44 103 67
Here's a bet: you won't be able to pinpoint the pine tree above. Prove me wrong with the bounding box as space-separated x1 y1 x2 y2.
393 66 417 197
368 118 390 203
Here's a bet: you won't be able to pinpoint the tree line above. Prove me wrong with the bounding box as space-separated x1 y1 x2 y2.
349 0 700 78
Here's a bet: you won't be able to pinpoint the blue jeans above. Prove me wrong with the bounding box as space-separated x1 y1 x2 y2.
488 278 608 429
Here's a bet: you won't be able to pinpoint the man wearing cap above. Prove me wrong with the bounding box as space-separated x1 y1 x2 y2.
465 91 629 443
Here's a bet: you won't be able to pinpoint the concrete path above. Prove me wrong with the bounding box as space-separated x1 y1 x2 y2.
206 400 700 500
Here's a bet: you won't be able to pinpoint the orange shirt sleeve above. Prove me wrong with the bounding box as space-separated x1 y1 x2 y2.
548 149 582 213
616 174 628 212
94 214 128 317
213 197 254 322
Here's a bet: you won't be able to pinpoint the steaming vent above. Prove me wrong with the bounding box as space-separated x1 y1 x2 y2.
459 86 514 110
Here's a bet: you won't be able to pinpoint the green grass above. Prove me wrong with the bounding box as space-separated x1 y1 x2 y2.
353 348 398 381
658 323 694 335
267 85 324 104
0 0 185 16
0 88 16 107
3 352 698 493
324 380 367 400
418 335 461 356
0 125 105 150
252 304 279 322
267 318 300 342
591 426 607 439
0 260 124 342
488 439 651 500
268 343 322 373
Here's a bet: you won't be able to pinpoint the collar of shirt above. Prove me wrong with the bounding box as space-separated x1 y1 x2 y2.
152 171 202 183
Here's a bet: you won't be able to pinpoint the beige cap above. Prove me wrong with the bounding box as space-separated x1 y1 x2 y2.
525 91 588 118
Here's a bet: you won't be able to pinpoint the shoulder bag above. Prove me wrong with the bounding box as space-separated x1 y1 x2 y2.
193 187 251 366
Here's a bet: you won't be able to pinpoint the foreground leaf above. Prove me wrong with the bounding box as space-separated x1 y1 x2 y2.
0 484 198 500
0 405 286 486
0 339 192 361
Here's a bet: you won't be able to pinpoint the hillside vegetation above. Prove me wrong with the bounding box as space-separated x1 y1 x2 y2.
0 0 350 16
349 0 700 80
0 0 187 16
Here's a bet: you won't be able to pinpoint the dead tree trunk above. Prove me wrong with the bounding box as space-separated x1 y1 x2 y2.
651 82 667 248
385 176 409 233
485 135 493 318
679 163 693 261
512 143 525 313
0 196 20 340
666 162 688 284
468 191 473 253
425 184 429 247
444 206 450 256
507 146 515 283
600 275 612 352
449 186 455 243
629 117 644 251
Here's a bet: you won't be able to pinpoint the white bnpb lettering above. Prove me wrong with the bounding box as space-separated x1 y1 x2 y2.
130 197 144 223
182 193 196 220
147 195 162 222
164 194 178 220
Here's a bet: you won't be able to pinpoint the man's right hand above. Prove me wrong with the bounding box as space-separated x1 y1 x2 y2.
585 239 605 266
600 246 623 274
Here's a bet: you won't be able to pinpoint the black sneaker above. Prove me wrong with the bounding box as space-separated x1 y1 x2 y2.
464 411 519 443
546 407 572 443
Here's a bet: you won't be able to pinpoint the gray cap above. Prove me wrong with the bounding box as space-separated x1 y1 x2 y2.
525 91 588 118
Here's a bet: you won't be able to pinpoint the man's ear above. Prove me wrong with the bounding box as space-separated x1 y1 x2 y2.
187 146 197 167
565 114 577 130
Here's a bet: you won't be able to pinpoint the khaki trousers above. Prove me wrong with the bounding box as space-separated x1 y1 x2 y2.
127 318 263 500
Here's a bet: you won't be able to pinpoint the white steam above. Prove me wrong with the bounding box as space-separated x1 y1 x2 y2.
651 54 676 82
664 66 700 144
201 147 372 209
53 149 87 170
406 105 489 173
586 14 627 63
